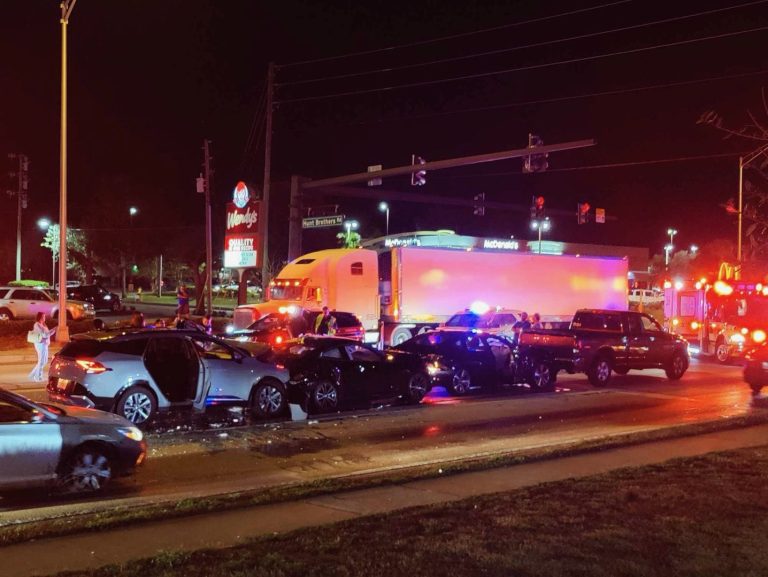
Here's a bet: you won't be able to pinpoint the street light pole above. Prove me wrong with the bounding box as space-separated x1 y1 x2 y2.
738 143 768 263
58 0 77 343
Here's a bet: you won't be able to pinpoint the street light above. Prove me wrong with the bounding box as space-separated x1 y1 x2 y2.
343 220 359 245
690 244 699 255
738 142 768 262
665 243 674 268
378 202 390 236
667 228 677 247
531 217 551 254
38 218 54 287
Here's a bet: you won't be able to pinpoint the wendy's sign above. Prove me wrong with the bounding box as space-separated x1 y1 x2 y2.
225 181 261 268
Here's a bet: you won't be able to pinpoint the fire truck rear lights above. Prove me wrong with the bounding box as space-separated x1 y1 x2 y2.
672 318 680 326
674 281 684 290
730 333 746 344
741 327 749 335
664 281 672 289
753 330 767 344
691 321 700 330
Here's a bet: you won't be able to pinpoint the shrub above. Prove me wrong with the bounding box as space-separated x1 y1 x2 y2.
7 279 50 287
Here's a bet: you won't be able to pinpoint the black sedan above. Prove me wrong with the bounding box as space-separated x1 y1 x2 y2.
393 329 517 394
0 388 146 494
67 284 122 312
271 336 431 413
744 343 768 394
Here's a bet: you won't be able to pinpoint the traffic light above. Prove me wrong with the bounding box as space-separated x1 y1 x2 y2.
523 133 549 173
577 202 591 224
473 193 485 216
531 195 545 219
411 154 426 186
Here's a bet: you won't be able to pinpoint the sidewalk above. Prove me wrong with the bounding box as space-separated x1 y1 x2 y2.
0 344 62 366
3 423 768 577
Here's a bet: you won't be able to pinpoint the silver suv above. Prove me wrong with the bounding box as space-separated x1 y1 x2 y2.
47 329 290 425
0 286 94 321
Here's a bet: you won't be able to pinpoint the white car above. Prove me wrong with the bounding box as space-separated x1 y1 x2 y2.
0 286 95 321
628 289 664 305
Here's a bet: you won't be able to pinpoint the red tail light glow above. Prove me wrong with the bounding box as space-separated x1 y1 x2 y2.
75 359 109 374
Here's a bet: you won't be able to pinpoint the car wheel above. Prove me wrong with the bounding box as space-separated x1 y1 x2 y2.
116 386 157 425
588 356 612 387
665 351 689 380
58 446 112 494
66 310 73 321
390 327 412 346
250 379 286 419
529 361 556 392
0 308 12 321
715 339 730 364
311 380 340 413
405 372 429 404
450 368 472 395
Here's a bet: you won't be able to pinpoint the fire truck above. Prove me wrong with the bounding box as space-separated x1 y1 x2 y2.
664 266 768 363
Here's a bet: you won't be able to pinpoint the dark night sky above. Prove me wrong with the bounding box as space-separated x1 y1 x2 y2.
2 0 768 280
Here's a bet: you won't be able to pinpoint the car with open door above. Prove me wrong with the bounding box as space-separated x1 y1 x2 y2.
0 387 146 494
393 329 520 394
271 336 431 414
47 329 290 425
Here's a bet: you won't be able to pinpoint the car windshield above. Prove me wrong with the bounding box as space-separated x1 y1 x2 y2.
445 313 488 328
247 314 287 331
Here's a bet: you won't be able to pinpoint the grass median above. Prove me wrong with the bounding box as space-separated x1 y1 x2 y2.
53 443 768 577
3 413 768 549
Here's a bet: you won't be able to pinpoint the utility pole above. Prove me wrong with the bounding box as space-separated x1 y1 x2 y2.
260 62 275 289
58 0 77 343
7 154 29 281
203 139 214 316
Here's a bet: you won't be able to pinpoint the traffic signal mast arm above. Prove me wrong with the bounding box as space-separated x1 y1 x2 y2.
301 139 595 189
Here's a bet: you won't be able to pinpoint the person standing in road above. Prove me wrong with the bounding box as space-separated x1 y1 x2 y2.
177 283 190 319
314 306 337 335
28 312 56 382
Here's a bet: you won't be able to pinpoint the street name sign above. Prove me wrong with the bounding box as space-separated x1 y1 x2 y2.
302 215 344 229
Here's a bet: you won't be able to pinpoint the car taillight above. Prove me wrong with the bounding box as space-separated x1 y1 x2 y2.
274 335 284 345
75 359 110 374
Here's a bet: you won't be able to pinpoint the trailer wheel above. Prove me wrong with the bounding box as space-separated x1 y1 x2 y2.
390 327 412 346
588 356 612 387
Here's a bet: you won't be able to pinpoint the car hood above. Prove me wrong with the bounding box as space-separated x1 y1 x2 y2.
52 403 133 426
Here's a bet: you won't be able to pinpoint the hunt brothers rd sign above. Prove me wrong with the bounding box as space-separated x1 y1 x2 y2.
224 181 260 268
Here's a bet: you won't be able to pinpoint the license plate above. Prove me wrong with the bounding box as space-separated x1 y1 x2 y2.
56 378 72 392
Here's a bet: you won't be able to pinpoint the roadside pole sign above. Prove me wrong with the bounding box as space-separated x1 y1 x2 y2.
302 214 345 229
225 181 260 268
367 164 382 187
595 208 606 223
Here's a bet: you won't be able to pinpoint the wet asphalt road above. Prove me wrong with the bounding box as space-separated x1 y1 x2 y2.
1 356 765 523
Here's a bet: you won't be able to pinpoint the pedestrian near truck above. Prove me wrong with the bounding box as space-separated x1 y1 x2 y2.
176 283 190 319
28 312 56 382
314 306 337 335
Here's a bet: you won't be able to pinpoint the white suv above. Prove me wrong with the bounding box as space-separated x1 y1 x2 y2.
0 286 94 321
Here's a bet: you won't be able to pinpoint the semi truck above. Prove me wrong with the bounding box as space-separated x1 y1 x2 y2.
233 246 629 346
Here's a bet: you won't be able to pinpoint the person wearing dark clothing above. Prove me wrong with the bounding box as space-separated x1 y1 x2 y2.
512 312 531 332
177 284 190 318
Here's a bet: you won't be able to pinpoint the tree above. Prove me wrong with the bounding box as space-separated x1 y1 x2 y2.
41 224 89 283
336 231 361 249
699 91 768 259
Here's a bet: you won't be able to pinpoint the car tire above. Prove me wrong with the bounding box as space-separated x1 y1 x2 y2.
57 445 113 494
715 339 730 364
529 361 556 392
66 310 73 321
665 351 689 380
311 380 340 413
588 356 613 387
390 327 412 346
450 368 472 395
0 308 12 321
116 386 157 426
405 372 429 404
250 379 287 419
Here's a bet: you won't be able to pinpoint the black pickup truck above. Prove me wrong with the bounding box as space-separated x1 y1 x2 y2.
517 309 690 387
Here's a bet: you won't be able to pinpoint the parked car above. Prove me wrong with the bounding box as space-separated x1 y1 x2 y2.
270 336 431 413
0 286 94 321
0 387 146 494
744 343 768 394
228 308 365 346
443 308 570 339
517 309 690 387
393 329 523 394
47 329 290 425
66 284 122 312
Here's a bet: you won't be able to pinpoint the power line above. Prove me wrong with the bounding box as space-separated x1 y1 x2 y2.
335 68 768 127
276 25 768 105
280 0 768 87
239 86 267 175
278 0 632 69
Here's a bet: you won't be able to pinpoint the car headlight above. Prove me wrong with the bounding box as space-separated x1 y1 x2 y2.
103 295 111 300
117 426 144 442
753 330 767 344
729 333 746 344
